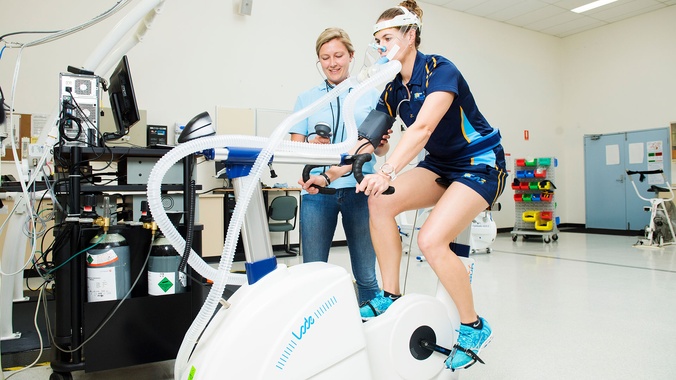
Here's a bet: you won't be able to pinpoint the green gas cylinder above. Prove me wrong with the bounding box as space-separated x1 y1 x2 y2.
147 234 187 296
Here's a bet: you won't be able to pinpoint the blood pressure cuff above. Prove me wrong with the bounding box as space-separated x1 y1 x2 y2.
358 109 395 148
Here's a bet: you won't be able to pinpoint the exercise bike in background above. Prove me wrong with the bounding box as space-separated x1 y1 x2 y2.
469 203 500 255
626 169 676 247
412 204 499 264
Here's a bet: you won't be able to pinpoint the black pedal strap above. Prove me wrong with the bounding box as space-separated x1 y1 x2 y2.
363 301 379 317
451 343 486 367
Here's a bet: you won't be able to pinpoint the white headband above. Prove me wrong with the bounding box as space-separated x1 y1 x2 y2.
373 6 422 35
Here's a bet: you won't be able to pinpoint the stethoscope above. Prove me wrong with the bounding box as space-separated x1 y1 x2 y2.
314 80 364 179
315 54 356 144
324 79 347 145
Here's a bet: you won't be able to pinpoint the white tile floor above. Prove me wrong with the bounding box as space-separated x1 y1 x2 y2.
4 232 676 379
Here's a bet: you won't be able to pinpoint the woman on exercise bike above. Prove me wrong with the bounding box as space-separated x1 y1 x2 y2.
355 0 507 371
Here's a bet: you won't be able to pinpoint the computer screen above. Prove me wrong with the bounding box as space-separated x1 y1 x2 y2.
106 55 140 142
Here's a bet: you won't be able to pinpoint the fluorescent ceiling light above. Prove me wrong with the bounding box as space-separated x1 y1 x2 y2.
571 0 618 13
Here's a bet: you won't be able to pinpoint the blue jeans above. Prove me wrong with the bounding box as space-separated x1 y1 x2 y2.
300 188 379 304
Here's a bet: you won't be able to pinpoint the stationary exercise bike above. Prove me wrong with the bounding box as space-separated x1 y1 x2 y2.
180 152 472 380
627 169 676 247
147 61 478 379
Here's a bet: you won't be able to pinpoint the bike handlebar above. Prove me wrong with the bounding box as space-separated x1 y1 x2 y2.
301 153 395 195
626 169 663 176
626 169 664 183
301 164 337 195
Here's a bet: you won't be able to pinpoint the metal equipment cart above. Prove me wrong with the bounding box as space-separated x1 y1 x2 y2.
510 157 559 243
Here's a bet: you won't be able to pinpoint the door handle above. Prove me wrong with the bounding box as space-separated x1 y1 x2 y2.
617 175 624 183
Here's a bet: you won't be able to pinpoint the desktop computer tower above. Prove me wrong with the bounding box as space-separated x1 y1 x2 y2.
58 73 100 147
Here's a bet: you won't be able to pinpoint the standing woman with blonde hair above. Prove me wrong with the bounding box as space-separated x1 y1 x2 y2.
290 27 389 304
356 0 506 371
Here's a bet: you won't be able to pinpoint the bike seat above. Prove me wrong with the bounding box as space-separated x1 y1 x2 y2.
647 185 670 193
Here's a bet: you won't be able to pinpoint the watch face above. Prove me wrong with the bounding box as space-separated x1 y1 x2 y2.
381 163 394 174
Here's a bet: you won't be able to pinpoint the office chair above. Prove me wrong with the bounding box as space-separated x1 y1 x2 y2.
268 195 298 255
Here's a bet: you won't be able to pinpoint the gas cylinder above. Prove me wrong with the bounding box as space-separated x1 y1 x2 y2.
86 232 131 302
147 233 187 296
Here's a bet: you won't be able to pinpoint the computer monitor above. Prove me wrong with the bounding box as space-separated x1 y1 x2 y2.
105 55 140 142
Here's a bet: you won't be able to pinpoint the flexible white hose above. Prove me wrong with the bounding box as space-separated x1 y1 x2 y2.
149 79 354 279
343 60 402 139
154 60 402 378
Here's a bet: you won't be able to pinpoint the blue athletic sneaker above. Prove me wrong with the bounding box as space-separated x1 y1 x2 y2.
359 291 397 320
445 317 493 371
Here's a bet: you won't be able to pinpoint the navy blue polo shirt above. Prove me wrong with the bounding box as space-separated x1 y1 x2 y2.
376 51 497 167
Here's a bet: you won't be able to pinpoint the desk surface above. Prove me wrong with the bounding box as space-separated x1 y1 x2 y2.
214 187 301 193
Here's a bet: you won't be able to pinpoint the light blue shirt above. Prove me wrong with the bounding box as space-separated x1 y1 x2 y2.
290 81 380 189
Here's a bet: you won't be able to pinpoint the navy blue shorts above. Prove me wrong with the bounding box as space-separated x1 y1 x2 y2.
418 146 507 206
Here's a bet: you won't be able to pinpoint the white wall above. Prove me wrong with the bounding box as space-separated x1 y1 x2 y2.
560 6 676 223
1 0 675 230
